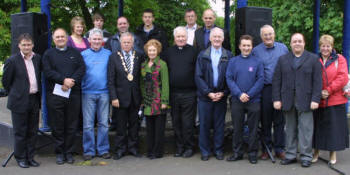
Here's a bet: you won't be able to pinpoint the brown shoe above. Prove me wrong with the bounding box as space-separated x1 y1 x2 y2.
275 152 286 159
260 152 269 160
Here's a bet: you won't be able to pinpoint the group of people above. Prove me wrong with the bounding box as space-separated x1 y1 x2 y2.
2 7 349 169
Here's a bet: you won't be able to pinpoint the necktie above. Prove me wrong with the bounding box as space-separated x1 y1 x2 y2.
125 53 131 72
204 30 210 48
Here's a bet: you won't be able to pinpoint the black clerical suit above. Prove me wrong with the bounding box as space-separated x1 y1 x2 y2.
42 47 85 155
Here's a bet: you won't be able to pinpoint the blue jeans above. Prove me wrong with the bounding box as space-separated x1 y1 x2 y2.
82 93 110 156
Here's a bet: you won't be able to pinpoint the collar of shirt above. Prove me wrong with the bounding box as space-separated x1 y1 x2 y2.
262 42 276 50
186 23 197 30
241 53 251 58
20 51 35 60
211 46 222 55
122 50 133 57
56 46 67 51
90 47 102 53
144 26 154 33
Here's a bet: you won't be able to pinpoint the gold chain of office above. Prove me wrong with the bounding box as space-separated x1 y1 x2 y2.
117 51 136 81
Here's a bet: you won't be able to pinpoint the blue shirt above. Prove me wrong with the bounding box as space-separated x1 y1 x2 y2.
210 46 222 87
81 48 111 94
252 42 288 84
226 54 264 102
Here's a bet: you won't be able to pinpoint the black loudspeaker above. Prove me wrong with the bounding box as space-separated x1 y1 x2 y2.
11 12 48 55
235 7 272 55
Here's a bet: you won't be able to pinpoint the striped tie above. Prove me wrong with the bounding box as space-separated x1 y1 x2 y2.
125 53 131 73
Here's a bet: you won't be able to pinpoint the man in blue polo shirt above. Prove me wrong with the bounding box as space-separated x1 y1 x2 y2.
226 35 264 164
252 25 288 160
81 28 111 161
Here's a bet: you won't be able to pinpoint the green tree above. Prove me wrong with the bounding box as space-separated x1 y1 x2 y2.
237 0 344 52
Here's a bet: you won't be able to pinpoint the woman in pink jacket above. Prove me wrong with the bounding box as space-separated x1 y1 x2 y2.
312 34 349 165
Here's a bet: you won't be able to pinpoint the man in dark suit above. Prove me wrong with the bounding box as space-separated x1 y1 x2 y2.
272 33 322 168
107 32 143 160
193 9 231 51
2 33 41 168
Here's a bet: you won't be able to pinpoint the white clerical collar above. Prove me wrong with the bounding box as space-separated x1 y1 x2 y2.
56 46 67 51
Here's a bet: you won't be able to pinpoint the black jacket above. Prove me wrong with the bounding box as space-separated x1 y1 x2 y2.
195 47 232 102
2 53 41 112
107 50 143 108
135 24 169 51
193 25 231 52
272 51 322 112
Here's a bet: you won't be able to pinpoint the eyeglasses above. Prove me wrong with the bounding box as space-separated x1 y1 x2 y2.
263 33 274 37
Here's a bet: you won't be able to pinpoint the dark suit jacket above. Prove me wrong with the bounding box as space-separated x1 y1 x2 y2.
272 51 322 112
193 25 231 52
107 50 142 108
2 53 41 112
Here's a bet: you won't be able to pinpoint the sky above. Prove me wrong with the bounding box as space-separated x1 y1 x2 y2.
208 0 234 17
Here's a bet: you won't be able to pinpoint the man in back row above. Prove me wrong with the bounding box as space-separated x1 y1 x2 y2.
194 9 231 51
135 9 169 52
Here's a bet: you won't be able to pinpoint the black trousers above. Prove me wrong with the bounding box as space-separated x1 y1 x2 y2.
261 85 285 153
47 93 80 154
113 102 139 154
110 107 117 128
231 101 260 156
146 114 166 157
170 92 197 151
11 94 40 161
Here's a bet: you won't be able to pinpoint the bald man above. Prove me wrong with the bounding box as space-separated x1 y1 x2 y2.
42 28 86 165
193 9 231 51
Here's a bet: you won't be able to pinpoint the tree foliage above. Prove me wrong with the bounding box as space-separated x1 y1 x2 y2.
242 0 344 52
0 0 346 62
0 0 209 62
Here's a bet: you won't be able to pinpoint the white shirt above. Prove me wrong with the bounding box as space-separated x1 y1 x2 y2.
186 23 197 46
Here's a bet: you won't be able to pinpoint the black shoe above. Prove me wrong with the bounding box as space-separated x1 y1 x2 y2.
101 153 111 159
248 155 258 164
56 154 65 165
65 154 75 164
226 154 243 161
129 150 142 158
280 158 297 165
28 159 40 167
174 149 183 157
83 155 93 161
215 153 224 160
201 155 209 161
301 160 311 168
182 149 193 158
17 160 29 168
113 152 124 160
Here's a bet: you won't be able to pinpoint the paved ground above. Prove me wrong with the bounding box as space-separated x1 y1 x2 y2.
1 97 350 175
0 146 349 175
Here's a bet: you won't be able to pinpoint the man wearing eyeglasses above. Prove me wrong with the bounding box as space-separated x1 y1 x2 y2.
252 25 288 160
